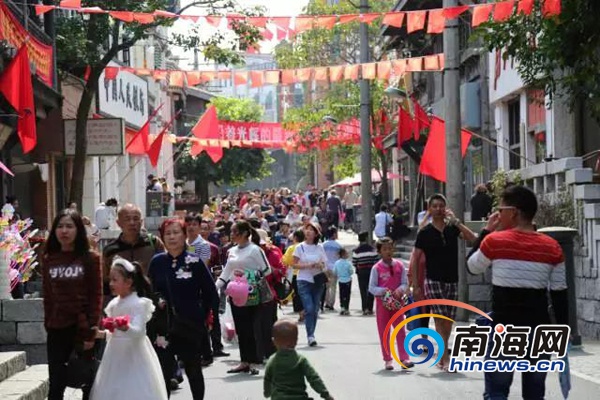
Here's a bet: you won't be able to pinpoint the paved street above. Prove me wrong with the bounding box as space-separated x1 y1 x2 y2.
67 232 600 399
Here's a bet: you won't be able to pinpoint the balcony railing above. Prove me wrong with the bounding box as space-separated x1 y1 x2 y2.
4 0 53 47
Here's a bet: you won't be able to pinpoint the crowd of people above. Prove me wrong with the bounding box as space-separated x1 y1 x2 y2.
40 182 568 400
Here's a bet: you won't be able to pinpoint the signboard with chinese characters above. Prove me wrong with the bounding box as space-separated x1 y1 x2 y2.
98 61 149 129
64 119 124 156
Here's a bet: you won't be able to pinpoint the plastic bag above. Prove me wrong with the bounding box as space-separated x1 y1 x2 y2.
220 301 237 344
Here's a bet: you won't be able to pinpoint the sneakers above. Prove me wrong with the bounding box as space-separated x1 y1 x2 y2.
385 360 394 370
339 309 350 316
308 337 318 347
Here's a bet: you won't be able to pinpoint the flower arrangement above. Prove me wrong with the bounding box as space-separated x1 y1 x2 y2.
101 315 131 333
0 204 40 298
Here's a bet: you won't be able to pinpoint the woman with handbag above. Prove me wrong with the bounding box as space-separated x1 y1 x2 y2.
216 221 271 375
292 223 328 347
42 209 102 400
148 218 218 399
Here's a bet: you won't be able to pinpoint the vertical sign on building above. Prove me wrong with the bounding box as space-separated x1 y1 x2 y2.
98 61 149 129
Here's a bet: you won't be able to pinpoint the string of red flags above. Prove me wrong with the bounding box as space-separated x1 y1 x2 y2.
98 54 445 89
35 0 562 35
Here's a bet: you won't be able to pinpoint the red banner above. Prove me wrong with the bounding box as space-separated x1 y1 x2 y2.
217 121 295 146
0 3 54 86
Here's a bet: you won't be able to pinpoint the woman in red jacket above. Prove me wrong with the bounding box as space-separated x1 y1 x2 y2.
42 209 102 400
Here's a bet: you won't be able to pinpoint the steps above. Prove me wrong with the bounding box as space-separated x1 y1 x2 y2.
0 351 48 400
395 239 415 262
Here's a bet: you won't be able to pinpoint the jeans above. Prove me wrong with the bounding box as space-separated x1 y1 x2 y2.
484 330 549 400
297 280 325 339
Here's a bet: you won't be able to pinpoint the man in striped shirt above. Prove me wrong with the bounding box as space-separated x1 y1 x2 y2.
468 185 568 399
352 231 380 315
185 213 211 266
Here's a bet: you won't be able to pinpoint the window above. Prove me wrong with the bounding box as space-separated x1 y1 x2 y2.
508 100 521 169
122 48 131 67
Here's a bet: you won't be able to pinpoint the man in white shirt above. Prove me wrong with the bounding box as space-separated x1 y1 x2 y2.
95 198 118 229
374 204 392 239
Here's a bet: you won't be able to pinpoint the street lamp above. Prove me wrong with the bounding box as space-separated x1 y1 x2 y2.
384 86 408 101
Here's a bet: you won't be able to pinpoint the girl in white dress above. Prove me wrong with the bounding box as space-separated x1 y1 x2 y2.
90 257 167 400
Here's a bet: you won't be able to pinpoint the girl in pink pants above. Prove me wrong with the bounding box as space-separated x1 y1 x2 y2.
368 238 415 370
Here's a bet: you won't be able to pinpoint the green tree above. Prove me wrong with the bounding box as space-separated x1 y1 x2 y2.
56 0 263 207
275 0 397 202
477 0 600 122
177 97 274 204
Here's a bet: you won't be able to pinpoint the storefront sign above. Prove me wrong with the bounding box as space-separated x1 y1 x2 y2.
0 3 54 86
64 119 124 156
98 61 149 129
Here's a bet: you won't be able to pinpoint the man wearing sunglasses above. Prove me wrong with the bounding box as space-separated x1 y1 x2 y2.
410 193 477 371
467 185 567 399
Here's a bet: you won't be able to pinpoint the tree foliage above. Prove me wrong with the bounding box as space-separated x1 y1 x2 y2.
476 0 600 120
275 0 396 197
56 0 263 207
177 97 274 200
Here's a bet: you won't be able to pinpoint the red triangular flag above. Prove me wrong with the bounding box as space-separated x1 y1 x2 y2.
0 46 37 153
192 105 219 139
84 65 91 82
35 5 55 15
147 130 166 167
419 117 472 182
146 110 179 166
517 0 534 15
126 103 164 155
493 1 515 22
412 98 431 140
542 0 561 16
60 0 81 8
398 108 414 145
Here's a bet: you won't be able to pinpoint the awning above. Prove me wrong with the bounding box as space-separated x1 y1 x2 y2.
331 169 408 187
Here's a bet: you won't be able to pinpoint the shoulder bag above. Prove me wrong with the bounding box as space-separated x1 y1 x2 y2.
300 244 328 286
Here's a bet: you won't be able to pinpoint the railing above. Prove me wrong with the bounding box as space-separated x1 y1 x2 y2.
4 0 53 47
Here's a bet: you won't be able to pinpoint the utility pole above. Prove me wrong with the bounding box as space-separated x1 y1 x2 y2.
359 0 373 241
444 0 468 320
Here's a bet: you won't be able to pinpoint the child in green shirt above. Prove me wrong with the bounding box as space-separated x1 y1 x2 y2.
264 320 334 400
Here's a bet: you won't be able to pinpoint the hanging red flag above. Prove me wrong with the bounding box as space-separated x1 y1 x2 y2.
427 9 445 34
542 0 561 16
83 65 91 82
192 105 219 140
339 14 359 24
250 71 264 88
382 12 404 28
109 11 134 22
126 103 164 155
493 1 515 22
472 4 494 26
59 0 81 8
398 108 414 145
412 98 431 140
147 112 179 167
517 0 534 15
419 117 472 182
443 5 469 19
0 46 37 154
271 17 291 30
407 11 427 33
35 5 55 15
205 16 222 27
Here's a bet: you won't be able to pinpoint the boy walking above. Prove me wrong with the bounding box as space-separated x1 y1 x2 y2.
264 320 334 400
